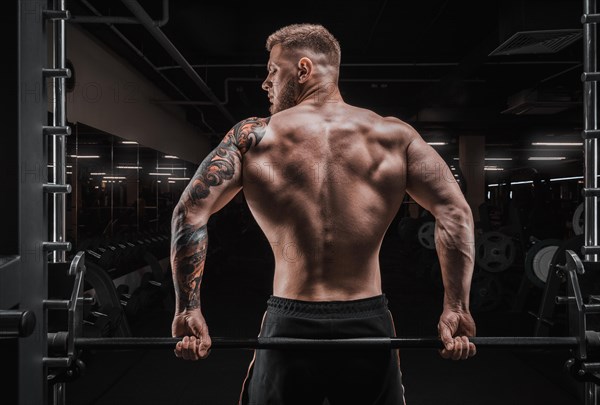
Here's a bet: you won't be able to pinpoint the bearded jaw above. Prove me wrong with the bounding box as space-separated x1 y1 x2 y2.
270 78 300 114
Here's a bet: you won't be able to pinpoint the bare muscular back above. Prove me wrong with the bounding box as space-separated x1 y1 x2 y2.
242 102 411 301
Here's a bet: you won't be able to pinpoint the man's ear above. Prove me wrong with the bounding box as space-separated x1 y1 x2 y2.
297 57 313 83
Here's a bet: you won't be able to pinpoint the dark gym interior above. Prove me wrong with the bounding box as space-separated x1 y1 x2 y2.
4 1 600 404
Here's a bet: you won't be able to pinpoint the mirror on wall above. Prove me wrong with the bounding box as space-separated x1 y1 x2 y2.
51 122 198 252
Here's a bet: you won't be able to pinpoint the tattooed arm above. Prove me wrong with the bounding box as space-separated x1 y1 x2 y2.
171 117 269 361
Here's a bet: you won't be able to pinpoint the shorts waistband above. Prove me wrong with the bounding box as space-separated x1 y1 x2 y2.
266 294 389 319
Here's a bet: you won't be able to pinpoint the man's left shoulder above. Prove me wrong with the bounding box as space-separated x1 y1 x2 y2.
375 116 419 143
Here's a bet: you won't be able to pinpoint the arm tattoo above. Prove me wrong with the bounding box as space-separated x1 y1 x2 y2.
171 221 207 310
170 117 269 312
233 116 270 154
187 117 269 203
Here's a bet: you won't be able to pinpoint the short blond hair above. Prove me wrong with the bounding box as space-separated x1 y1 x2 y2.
266 23 341 67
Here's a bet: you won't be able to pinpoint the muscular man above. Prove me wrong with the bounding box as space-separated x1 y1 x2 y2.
171 23 476 405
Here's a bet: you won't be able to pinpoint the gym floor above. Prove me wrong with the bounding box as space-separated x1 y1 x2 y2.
65 230 583 405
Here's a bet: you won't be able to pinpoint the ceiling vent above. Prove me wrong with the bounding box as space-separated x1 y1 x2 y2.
502 87 580 115
493 0 582 56
489 29 582 56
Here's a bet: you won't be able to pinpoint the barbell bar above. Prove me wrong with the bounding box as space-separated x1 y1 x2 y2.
69 336 582 351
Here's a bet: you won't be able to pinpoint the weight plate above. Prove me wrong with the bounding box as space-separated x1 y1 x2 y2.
572 203 584 236
533 246 559 283
418 221 435 250
475 231 516 273
524 239 562 289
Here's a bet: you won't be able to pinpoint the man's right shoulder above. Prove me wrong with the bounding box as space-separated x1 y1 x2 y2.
228 117 271 154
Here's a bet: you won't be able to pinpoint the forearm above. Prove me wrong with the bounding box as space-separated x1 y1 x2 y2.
171 203 208 313
435 205 475 312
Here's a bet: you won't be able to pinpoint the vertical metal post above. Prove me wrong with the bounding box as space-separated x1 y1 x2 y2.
52 383 66 405
18 0 49 403
51 0 67 263
581 0 599 401
584 0 599 264
587 384 598 405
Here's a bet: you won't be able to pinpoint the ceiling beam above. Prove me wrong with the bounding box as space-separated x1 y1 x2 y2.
120 0 237 125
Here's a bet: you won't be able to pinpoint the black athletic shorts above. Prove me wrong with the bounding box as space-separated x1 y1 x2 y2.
239 294 406 405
